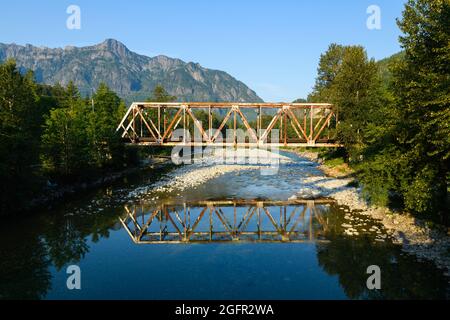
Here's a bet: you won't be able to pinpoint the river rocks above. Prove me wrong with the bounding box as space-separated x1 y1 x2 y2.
128 148 296 201
290 150 450 277
149 164 261 195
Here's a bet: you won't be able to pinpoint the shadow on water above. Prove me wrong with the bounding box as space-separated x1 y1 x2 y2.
314 207 448 300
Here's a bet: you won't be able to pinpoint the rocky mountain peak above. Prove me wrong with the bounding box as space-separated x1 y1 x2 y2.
96 39 130 57
0 39 263 104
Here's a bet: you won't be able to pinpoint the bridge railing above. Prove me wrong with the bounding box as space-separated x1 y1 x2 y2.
116 102 340 147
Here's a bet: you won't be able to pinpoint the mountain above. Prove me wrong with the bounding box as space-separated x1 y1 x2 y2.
0 39 263 104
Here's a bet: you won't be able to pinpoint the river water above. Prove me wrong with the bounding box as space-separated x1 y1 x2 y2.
0 152 448 300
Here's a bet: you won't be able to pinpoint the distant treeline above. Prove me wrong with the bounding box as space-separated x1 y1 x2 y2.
307 0 448 221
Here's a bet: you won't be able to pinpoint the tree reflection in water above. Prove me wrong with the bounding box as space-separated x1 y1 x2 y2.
0 218 51 300
316 207 448 299
0 203 119 299
0 199 447 300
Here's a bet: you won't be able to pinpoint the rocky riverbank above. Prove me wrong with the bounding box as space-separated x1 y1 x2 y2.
291 150 450 278
29 157 172 211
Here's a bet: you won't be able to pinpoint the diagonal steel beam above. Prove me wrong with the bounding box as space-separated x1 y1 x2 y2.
313 112 334 142
161 108 183 141
260 108 284 143
186 107 211 142
136 107 158 140
234 107 259 142
211 108 234 143
286 108 309 140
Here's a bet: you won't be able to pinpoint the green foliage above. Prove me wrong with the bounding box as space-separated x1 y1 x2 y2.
308 43 346 103
0 60 136 215
355 146 402 207
144 84 177 126
324 157 345 168
41 83 130 181
388 0 449 215
0 60 41 212
146 84 177 103
377 52 405 87
88 83 127 169
310 0 449 220
309 44 387 162
41 100 90 177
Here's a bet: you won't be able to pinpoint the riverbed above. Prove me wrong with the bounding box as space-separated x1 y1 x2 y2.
0 151 448 300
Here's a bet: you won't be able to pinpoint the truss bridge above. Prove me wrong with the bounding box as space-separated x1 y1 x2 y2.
117 102 341 147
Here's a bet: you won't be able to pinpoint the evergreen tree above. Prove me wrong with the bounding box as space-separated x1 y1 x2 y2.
389 0 449 215
145 84 177 127
0 60 40 213
40 85 90 178
87 83 127 169
146 84 177 103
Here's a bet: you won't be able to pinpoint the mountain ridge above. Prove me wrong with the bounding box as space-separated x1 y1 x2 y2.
0 39 263 104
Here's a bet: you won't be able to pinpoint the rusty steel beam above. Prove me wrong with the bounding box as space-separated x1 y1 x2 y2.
117 102 341 148
127 102 333 108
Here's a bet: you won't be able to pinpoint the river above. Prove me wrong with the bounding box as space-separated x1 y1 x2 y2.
0 151 448 300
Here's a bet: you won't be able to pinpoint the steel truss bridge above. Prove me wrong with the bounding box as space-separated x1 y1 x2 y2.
119 200 333 244
117 102 341 147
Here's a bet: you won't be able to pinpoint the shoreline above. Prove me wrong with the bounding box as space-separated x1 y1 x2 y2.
23 157 173 216
290 149 450 277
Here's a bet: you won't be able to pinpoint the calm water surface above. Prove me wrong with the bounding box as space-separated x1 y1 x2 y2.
0 152 448 299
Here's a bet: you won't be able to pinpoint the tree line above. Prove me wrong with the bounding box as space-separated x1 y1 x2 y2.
0 61 140 215
308 0 448 221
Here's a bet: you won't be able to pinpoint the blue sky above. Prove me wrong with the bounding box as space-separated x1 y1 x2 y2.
0 0 407 102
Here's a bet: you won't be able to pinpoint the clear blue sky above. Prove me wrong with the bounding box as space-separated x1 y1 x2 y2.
0 0 406 102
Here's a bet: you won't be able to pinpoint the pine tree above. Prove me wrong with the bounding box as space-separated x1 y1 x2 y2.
87 83 127 169
147 84 177 103
0 60 41 212
41 84 90 178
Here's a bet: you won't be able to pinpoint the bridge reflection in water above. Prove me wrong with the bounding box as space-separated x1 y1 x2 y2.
119 200 334 244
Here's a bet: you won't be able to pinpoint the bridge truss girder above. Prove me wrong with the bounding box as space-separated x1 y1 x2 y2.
116 102 341 147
